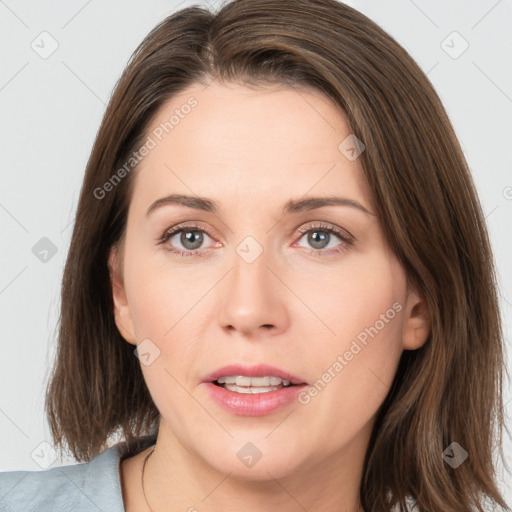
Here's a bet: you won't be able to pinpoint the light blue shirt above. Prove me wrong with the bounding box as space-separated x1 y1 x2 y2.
0 435 156 512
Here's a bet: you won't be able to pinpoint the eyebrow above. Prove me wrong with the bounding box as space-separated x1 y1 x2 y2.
146 193 374 216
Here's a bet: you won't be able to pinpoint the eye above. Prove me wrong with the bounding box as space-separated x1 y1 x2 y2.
158 223 217 257
158 221 354 258
294 222 354 256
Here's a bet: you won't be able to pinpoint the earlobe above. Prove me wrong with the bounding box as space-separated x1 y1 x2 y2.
402 288 431 350
108 246 137 345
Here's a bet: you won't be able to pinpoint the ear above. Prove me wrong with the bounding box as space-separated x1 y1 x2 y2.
401 286 431 350
108 245 137 345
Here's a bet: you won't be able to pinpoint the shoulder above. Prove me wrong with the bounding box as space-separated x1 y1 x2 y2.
0 443 125 512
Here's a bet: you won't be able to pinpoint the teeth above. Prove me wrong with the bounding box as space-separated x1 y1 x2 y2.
216 375 291 387
236 376 252 386
217 376 236 384
224 384 285 394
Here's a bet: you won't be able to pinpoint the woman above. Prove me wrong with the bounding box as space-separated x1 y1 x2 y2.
0 0 509 511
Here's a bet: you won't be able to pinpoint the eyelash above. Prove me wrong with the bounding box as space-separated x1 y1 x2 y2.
157 222 354 258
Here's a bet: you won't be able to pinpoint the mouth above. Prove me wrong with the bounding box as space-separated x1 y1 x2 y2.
204 364 308 395
202 364 308 415
212 376 298 394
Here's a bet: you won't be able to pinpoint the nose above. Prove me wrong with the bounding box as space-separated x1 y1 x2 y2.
217 243 290 339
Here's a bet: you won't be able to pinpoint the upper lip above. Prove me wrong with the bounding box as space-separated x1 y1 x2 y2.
203 364 308 385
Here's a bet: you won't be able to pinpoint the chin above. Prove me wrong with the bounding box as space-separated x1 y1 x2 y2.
201 443 305 482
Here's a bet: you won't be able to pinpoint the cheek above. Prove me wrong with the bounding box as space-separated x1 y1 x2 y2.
126 272 171 340
122 241 208 339
292 250 405 349
305 265 405 424
294 252 405 410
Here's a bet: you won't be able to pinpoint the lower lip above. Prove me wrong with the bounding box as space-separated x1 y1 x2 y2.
203 382 307 416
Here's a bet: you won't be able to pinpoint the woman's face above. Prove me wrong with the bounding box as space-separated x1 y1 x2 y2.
111 81 429 480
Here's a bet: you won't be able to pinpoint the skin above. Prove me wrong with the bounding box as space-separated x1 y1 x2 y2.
110 81 431 512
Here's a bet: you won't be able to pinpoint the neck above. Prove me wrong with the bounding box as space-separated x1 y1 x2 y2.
139 420 370 512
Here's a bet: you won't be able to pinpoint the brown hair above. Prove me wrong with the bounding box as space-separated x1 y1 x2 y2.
45 0 510 510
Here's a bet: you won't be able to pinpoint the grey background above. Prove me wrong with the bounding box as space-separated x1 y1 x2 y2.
1 0 511 504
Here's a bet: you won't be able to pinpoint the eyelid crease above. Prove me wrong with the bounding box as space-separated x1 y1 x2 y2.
296 221 354 243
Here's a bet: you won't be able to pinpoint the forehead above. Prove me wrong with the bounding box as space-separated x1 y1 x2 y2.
130 81 371 214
